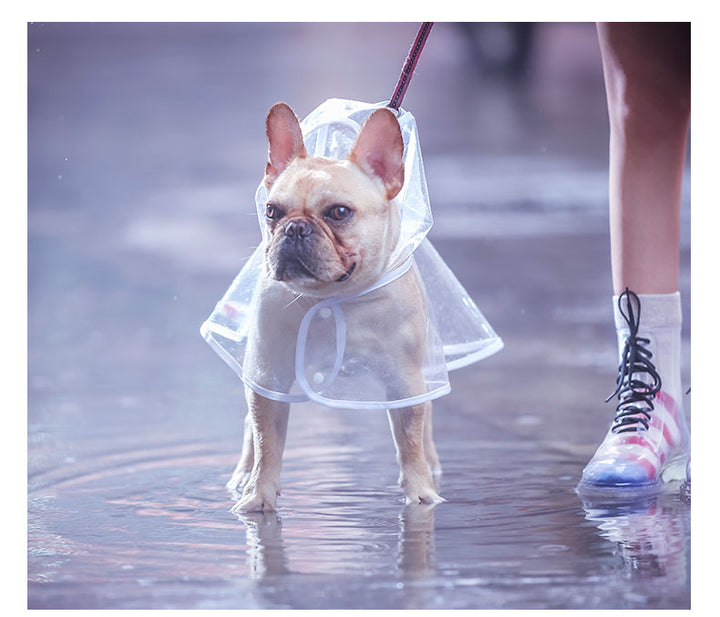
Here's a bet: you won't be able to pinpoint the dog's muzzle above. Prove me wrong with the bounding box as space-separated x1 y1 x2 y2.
272 219 319 281
272 218 355 284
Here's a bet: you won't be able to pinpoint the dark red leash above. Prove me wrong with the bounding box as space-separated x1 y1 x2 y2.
388 22 434 110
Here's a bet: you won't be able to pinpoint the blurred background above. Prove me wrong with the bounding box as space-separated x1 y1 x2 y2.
27 22 691 610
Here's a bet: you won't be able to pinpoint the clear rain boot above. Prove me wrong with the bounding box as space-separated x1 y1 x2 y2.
578 288 690 497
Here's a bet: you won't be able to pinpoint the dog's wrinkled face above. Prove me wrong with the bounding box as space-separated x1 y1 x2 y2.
262 103 405 297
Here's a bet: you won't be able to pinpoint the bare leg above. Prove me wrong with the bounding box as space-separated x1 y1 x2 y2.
597 22 690 294
232 388 290 513
388 403 444 504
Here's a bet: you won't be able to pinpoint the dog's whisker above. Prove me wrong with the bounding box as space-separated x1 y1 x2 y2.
283 292 306 309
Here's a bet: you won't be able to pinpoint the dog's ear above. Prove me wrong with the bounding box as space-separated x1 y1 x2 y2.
349 109 405 200
264 103 307 188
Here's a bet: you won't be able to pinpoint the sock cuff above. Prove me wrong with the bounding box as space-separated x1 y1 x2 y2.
613 291 682 330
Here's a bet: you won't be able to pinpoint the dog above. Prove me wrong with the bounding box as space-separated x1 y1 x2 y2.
226 103 443 512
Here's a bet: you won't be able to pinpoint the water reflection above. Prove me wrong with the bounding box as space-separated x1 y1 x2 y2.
237 512 289 580
397 504 437 579
235 502 439 582
579 491 690 585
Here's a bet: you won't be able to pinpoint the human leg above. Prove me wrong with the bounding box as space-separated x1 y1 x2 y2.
579 23 691 494
598 22 690 295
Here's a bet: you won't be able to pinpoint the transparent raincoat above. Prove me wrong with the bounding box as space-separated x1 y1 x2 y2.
200 98 503 409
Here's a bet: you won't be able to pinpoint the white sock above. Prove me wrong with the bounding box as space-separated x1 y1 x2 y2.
613 290 684 419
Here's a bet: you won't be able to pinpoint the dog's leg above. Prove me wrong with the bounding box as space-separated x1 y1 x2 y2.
423 403 442 478
231 387 290 513
388 402 444 505
226 412 255 496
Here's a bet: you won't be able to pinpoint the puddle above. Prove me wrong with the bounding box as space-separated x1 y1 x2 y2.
28 403 691 609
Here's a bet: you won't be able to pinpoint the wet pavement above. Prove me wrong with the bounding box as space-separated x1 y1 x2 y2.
27 23 691 610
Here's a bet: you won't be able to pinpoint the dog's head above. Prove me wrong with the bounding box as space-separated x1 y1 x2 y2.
261 103 405 297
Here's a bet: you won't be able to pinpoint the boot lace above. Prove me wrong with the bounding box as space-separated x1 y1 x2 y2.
605 288 662 434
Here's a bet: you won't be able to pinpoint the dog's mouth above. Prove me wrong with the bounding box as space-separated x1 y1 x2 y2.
273 256 355 285
335 261 356 282
274 258 316 282
270 240 357 286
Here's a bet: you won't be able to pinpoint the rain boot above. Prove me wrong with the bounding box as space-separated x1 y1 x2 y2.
578 288 690 496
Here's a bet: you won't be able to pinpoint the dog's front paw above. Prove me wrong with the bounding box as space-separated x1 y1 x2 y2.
399 469 445 505
403 486 445 506
231 482 280 514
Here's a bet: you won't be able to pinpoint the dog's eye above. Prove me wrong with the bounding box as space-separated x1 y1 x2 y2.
265 203 283 221
325 205 353 222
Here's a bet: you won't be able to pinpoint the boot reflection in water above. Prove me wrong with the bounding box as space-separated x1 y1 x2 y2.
582 496 689 585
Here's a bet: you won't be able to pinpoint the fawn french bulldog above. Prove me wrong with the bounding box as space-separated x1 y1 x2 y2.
228 103 443 512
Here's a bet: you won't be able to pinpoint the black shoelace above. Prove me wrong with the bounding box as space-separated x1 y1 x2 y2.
605 288 662 434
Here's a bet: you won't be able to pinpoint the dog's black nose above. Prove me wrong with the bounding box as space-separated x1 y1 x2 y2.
284 219 313 239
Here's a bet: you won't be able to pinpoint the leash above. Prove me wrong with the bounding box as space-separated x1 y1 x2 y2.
388 22 434 110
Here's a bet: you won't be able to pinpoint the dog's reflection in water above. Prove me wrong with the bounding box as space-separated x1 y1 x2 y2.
236 511 289 580
397 503 437 579
235 503 437 581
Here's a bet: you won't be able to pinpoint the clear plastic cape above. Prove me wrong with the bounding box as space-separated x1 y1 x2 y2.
200 98 503 409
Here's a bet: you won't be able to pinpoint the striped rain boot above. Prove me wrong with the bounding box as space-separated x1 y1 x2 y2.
578 289 690 497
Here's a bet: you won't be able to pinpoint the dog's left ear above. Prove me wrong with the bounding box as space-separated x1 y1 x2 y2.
349 109 405 200
264 103 307 189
